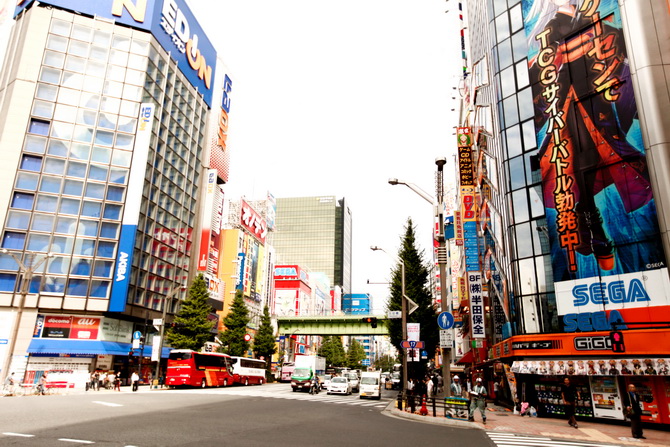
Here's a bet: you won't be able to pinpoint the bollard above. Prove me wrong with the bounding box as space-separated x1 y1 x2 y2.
432 396 436 417
397 392 403 411
410 393 416 414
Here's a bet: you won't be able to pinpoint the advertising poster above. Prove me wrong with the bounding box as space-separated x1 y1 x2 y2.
521 0 669 312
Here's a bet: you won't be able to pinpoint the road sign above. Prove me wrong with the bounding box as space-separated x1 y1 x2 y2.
439 330 453 348
361 359 370 366
387 310 401 319
400 340 425 349
133 331 142 340
437 312 454 330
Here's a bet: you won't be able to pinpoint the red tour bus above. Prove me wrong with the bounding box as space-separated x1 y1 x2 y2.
166 350 236 388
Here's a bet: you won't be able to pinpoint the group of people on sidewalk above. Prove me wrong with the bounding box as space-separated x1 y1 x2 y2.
450 375 487 423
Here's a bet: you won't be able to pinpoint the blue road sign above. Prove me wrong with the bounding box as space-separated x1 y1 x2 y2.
133 331 142 340
437 312 454 330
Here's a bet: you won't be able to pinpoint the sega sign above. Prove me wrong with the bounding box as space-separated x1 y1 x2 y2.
15 0 216 107
556 268 670 315
563 309 627 332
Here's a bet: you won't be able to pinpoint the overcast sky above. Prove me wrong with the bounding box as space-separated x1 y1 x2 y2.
188 0 462 312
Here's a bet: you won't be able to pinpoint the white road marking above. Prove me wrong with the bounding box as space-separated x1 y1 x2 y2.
92 401 123 407
58 438 95 444
3 432 35 437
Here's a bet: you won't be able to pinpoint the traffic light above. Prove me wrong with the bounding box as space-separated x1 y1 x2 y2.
610 330 625 353
361 317 378 328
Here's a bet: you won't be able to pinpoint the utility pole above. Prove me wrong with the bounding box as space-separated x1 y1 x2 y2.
435 157 452 395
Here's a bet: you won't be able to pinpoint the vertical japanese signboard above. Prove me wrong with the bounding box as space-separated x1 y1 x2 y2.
522 0 670 321
468 271 485 339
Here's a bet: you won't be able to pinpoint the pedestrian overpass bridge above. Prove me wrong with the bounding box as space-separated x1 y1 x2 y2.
277 315 389 336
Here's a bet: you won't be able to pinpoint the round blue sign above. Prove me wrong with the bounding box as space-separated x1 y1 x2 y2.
437 312 454 330
133 331 142 340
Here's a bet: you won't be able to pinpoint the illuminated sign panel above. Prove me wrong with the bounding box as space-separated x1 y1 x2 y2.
15 0 216 107
240 200 267 244
522 0 669 313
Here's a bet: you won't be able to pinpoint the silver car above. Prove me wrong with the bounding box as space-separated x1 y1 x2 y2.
327 376 352 395
345 372 360 392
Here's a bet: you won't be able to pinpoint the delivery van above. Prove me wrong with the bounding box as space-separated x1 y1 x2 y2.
359 371 382 400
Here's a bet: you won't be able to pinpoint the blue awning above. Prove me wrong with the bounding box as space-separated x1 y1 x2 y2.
27 339 171 358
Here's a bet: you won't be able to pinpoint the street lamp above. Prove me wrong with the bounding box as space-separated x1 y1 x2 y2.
1 249 53 383
153 283 187 383
389 158 453 396
370 245 407 400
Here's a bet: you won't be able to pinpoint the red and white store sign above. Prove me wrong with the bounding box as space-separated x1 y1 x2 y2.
42 315 101 340
240 199 267 244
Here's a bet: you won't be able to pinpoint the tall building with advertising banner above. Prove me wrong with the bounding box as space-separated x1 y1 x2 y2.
453 0 670 424
0 0 231 386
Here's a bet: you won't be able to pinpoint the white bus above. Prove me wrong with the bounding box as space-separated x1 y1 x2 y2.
229 356 266 385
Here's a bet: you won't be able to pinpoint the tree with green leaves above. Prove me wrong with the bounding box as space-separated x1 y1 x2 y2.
374 354 398 372
346 339 367 369
219 289 251 356
385 218 438 379
166 274 215 351
318 336 346 367
252 305 277 375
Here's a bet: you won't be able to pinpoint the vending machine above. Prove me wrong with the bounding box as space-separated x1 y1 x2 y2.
589 376 623 419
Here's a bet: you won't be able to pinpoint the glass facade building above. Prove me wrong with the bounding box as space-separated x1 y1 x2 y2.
0 1 225 379
270 196 352 294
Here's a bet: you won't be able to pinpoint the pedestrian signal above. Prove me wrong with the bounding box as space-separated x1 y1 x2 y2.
610 331 625 353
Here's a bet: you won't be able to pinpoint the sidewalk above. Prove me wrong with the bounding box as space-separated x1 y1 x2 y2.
383 400 670 447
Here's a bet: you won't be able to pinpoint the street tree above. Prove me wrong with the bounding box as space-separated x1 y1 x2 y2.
318 336 346 367
219 289 250 356
385 218 438 379
166 274 215 351
252 305 277 377
346 339 367 369
374 354 398 372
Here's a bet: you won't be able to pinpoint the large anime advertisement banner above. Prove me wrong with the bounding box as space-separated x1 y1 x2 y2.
522 0 670 322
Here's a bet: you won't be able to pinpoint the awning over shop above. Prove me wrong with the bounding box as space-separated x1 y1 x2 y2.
511 358 670 376
27 339 171 358
456 350 474 365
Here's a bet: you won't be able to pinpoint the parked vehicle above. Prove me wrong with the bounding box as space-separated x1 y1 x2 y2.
166 350 235 388
327 376 352 395
291 355 326 392
345 372 360 393
229 356 265 385
391 372 401 390
280 362 295 382
359 371 382 399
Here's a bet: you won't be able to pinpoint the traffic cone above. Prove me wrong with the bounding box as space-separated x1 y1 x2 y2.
420 394 428 416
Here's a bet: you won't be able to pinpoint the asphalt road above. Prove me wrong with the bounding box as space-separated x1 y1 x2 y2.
0 384 490 447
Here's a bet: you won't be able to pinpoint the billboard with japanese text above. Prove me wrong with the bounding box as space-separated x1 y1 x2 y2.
522 0 669 319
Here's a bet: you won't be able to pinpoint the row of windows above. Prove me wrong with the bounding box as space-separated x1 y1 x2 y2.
49 19 150 56
6 211 119 238
0 273 111 298
29 117 135 151
15 173 125 201
2 231 117 256
11 191 123 219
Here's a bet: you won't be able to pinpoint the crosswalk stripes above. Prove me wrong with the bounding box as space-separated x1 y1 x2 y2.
486 432 623 447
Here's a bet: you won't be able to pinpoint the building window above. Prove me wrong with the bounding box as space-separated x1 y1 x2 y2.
2 232 26 250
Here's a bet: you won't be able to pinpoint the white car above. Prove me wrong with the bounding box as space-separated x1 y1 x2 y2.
319 374 332 390
345 372 360 392
327 376 352 395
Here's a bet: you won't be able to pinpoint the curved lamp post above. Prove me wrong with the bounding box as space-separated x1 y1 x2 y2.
370 245 407 400
1 249 53 383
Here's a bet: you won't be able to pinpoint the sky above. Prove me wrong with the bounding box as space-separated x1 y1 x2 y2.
188 0 463 313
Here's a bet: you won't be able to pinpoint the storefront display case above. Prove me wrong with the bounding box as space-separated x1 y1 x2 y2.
534 376 593 418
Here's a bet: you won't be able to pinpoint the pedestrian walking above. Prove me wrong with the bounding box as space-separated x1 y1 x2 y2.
436 373 443 394
37 373 47 395
4 372 16 395
450 375 464 397
623 383 645 439
114 372 121 391
131 371 140 392
468 377 487 423
159 374 165 389
561 376 580 428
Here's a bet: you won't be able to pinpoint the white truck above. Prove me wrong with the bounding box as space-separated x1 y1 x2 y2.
359 371 382 399
290 355 326 392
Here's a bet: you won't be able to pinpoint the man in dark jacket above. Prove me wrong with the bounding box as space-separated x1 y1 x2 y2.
622 383 645 439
